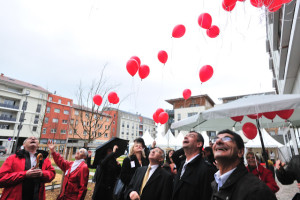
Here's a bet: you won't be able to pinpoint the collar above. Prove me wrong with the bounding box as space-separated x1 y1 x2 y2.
149 164 159 171
184 154 199 165
214 167 236 191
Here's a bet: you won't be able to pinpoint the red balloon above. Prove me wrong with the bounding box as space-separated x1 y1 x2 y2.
158 50 168 64
153 113 159 123
126 59 139 77
183 89 192 100
112 96 119 104
242 122 257 140
262 111 277 120
138 64 150 80
222 1 236 11
237 0 246 1
276 109 294 120
155 108 164 117
206 25 220 38
199 65 214 83
172 24 186 38
130 56 141 66
247 113 262 119
158 112 169 124
231 116 244 122
108 92 118 104
223 0 238 7
267 0 283 11
198 13 212 29
268 3 282 12
250 0 263 7
93 95 103 106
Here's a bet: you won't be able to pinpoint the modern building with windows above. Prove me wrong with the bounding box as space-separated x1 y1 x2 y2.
166 94 215 136
0 74 49 153
40 94 73 145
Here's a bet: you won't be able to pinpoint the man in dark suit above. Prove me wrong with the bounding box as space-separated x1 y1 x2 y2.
125 147 173 200
172 131 216 200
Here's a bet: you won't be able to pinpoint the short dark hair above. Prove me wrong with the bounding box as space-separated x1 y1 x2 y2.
217 129 244 150
189 131 204 151
134 137 146 148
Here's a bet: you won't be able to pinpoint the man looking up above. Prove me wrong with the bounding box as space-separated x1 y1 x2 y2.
211 129 277 200
0 136 55 200
172 131 216 200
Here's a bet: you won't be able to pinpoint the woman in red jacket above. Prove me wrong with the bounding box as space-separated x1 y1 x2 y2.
246 151 279 193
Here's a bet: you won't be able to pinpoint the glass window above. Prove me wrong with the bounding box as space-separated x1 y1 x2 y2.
58 99 61 104
54 109 60 113
75 110 79 115
64 110 69 115
62 120 68 124
32 126 37 132
67 102 70 106
49 97 52 102
70 119 74 125
104 133 108 138
34 115 39 124
75 120 78 125
45 117 48 124
85 113 89 118
36 104 41 113
69 129 72 135
46 107 50 113
98 132 101 137
61 129 66 134
42 128 46 134
178 113 181 121
51 129 57 133
83 131 87 136
53 118 58 123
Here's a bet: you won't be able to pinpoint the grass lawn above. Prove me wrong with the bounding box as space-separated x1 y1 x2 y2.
0 161 4 167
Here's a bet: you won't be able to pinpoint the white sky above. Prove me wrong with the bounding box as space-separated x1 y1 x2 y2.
0 0 274 118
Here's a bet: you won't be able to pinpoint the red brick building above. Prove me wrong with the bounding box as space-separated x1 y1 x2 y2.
40 94 73 144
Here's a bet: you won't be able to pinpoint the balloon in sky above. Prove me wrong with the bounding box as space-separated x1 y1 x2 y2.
138 64 150 80
206 25 220 38
108 92 118 104
130 56 141 66
155 108 164 117
222 1 236 11
198 13 212 29
153 113 159 123
199 65 214 83
183 89 192 100
93 95 103 106
172 24 186 38
242 122 257 140
223 0 238 7
158 50 168 64
250 0 263 7
126 59 139 77
158 112 169 124
112 96 119 104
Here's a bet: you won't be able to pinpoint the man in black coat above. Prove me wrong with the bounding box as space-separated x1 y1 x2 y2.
211 129 277 200
125 147 173 200
172 131 216 200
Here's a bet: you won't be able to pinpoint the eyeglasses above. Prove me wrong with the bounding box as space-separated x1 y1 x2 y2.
212 136 234 143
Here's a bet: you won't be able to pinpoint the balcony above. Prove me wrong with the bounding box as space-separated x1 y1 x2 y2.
0 116 17 122
0 103 19 110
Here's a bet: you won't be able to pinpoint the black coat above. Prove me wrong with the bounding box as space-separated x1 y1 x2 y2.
211 162 277 200
172 153 216 200
120 155 149 186
276 155 300 185
91 152 121 200
124 166 173 200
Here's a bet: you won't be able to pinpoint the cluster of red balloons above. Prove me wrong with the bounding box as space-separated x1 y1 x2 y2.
183 89 192 100
153 108 169 124
199 65 214 83
158 50 168 64
108 92 119 104
126 56 150 80
198 13 220 38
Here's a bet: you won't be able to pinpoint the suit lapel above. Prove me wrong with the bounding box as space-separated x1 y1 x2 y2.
144 167 161 189
70 161 84 175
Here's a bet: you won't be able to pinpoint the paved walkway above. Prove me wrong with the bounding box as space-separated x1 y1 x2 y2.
276 178 299 200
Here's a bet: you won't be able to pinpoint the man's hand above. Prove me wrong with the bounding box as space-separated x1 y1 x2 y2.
113 145 118 153
275 160 285 170
26 168 43 178
129 191 140 200
47 140 55 153
88 150 92 157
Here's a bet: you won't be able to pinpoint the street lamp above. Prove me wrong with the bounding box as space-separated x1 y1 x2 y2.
12 91 30 154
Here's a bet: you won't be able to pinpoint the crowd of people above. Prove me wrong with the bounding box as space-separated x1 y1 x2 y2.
0 129 299 200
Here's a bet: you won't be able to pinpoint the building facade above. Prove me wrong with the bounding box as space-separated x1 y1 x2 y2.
0 74 49 153
166 94 215 136
40 94 73 145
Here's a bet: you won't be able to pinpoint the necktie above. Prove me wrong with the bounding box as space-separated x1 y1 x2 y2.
140 166 151 195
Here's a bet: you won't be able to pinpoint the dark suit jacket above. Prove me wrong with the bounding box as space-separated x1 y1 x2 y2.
172 154 216 200
125 165 173 200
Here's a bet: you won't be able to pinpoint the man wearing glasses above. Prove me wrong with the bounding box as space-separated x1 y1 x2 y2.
172 131 216 200
211 129 277 200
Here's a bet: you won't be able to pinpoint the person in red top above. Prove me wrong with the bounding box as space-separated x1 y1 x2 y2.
0 136 55 200
47 140 89 200
246 151 279 193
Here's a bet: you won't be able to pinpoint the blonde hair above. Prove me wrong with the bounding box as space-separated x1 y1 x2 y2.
129 143 146 158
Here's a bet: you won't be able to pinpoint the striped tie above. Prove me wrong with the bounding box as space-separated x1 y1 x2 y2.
140 166 151 195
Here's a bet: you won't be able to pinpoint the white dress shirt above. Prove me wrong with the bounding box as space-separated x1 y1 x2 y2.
214 167 236 191
146 164 159 181
180 154 199 178
65 159 85 175
29 152 37 168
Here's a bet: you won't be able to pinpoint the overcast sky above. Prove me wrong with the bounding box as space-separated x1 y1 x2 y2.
0 0 274 118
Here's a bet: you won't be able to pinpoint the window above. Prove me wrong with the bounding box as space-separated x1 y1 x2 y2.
51 129 57 133
45 117 48 124
178 113 181 121
62 120 68 124
104 133 108 138
54 109 60 113
75 110 79 115
53 118 58 123
83 131 87 136
122 122 125 127
83 121 86 126
67 102 70 106
106 118 109 122
75 120 78 125
46 107 50 113
98 132 101 137
105 125 108 129
74 129 77 134
94 114 97 119
40 94 44 99
34 115 39 124
127 123 129 128
36 104 41 113
58 99 61 104
113 121 115 125
49 97 52 102
100 116 103 120
121 132 124 135
70 119 74 125
69 129 72 135
187 112 197 117
85 113 89 118
64 110 69 115
32 126 37 132
61 129 66 134
87 122 89 126
42 128 46 134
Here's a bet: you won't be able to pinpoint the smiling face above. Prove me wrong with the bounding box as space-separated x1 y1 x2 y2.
246 152 258 167
213 133 244 162
182 132 203 151
23 136 39 151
